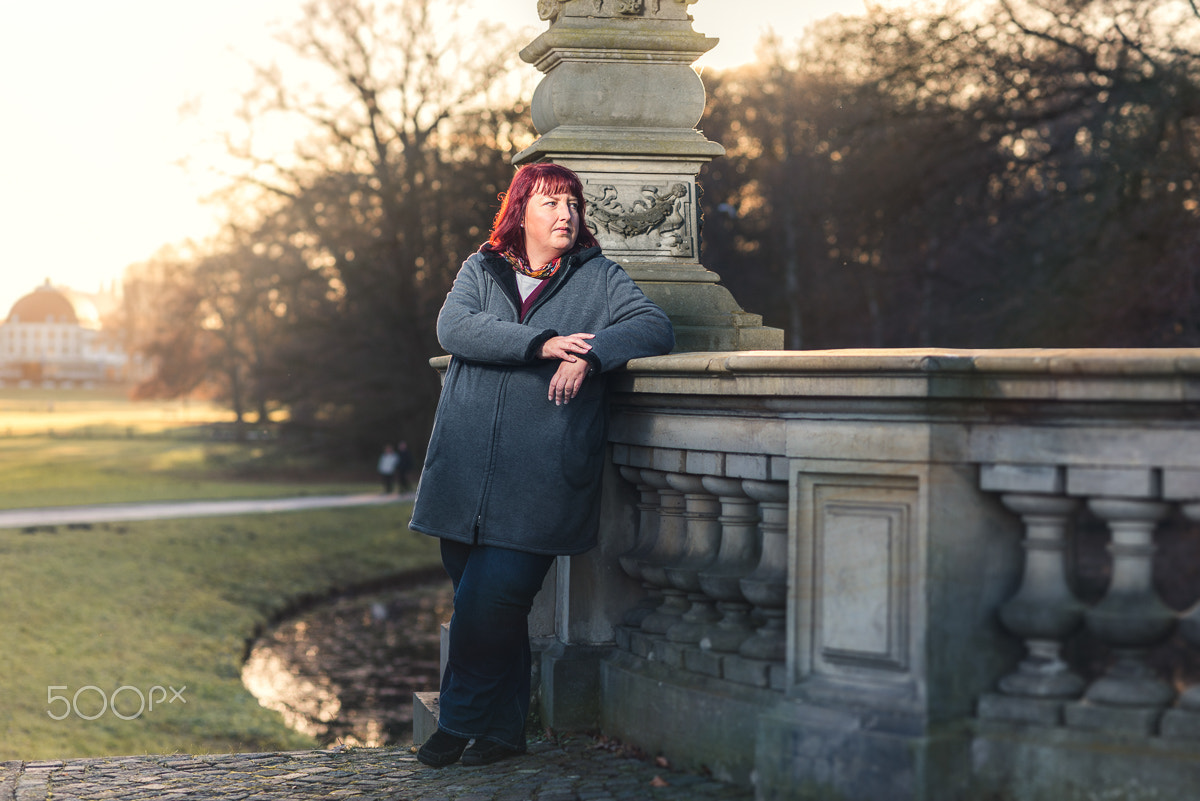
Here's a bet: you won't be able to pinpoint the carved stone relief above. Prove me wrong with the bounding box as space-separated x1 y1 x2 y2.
538 0 688 22
582 178 694 257
537 0 564 21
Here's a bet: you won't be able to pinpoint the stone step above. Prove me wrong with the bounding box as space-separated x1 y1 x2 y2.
412 691 440 747
411 622 448 747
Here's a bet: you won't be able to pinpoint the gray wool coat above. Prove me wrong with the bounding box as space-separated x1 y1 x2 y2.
409 245 675 555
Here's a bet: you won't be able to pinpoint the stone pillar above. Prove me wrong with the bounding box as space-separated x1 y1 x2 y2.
515 0 783 351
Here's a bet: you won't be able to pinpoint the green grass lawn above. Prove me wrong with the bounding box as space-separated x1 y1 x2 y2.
0 386 379 506
0 436 375 509
0 389 377 509
0 389 235 437
0 503 441 760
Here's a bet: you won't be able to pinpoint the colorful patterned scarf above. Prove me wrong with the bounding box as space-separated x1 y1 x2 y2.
500 249 562 280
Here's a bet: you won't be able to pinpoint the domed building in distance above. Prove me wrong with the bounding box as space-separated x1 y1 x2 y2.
0 280 137 388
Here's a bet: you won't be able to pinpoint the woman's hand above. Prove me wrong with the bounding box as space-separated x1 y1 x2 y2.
548 357 591 405
539 333 594 362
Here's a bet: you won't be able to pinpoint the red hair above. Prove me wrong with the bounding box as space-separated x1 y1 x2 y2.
487 163 600 260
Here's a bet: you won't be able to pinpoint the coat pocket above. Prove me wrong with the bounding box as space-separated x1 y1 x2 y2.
558 395 606 490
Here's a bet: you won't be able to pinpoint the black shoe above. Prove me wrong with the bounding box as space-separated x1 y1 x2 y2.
460 740 524 767
417 730 469 768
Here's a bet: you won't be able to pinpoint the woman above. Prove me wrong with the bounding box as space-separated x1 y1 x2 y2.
410 163 674 767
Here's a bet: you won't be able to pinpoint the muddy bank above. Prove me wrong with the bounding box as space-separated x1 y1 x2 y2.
243 577 453 748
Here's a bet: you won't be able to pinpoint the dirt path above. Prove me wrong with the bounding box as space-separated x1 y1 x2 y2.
0 491 414 529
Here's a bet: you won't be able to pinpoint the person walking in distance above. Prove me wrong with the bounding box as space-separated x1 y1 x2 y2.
377 444 399 494
395 440 413 490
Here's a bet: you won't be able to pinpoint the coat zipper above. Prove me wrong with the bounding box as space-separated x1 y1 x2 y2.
470 254 576 542
472 260 516 543
472 367 509 544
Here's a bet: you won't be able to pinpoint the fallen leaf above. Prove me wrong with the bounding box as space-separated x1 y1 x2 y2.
655 755 671 769
650 776 671 788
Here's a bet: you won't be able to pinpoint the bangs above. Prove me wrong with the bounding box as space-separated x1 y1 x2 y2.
532 176 580 198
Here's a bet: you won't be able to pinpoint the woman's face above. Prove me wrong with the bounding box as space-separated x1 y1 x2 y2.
523 186 580 264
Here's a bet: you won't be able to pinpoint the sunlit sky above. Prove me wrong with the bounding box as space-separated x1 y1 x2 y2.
0 0 866 317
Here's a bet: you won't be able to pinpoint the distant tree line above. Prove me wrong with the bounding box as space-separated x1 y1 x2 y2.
701 0 1200 349
124 0 1200 461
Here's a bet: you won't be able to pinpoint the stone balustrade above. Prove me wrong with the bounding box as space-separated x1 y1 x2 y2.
529 348 1200 800
609 449 789 690
975 462 1200 740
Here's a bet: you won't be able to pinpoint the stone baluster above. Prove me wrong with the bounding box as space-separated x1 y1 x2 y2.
1161 498 1200 739
696 476 761 654
996 494 1086 696
1066 497 1176 734
738 480 789 664
663 472 723 644
635 470 691 636
978 492 1085 725
617 465 663 628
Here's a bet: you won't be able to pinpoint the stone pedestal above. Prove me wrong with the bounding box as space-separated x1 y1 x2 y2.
514 0 782 351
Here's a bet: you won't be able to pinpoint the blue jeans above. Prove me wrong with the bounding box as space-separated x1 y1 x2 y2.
436 539 555 750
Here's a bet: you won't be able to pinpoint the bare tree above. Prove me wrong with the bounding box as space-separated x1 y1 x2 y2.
136 0 536 457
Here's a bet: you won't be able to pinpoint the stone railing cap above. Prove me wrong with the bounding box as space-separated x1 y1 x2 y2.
624 348 1200 376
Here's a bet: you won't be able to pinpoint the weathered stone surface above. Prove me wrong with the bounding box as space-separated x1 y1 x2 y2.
979 463 1065 494
977 693 1065 726
601 651 780 785
1064 702 1164 736
973 722 1200 801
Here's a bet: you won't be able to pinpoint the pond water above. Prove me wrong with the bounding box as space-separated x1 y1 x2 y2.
242 577 453 748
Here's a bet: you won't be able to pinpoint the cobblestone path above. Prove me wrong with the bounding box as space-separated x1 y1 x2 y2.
1 735 753 801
